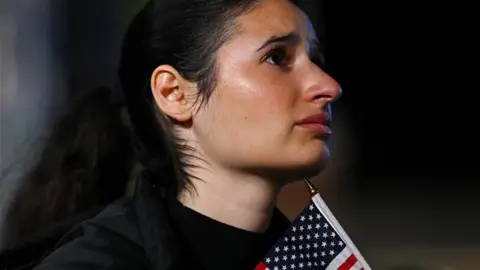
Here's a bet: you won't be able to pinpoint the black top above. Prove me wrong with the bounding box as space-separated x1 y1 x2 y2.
167 196 289 269
1 172 290 270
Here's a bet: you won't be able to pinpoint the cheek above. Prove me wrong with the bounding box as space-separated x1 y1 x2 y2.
218 74 295 130
224 65 297 111
193 57 301 156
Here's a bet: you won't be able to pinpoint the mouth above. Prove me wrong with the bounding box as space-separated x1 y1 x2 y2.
295 112 332 138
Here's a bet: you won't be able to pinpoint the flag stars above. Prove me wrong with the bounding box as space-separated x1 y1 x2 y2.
259 201 354 270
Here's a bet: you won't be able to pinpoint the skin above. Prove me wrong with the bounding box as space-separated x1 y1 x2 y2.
151 0 341 232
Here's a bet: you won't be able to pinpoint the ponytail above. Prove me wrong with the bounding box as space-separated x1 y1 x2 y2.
2 87 134 249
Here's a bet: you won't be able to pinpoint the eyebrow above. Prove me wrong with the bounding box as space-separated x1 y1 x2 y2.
256 32 302 51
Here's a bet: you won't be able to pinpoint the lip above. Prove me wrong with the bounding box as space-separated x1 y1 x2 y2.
295 112 332 137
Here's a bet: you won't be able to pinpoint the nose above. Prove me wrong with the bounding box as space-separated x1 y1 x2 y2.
301 64 342 104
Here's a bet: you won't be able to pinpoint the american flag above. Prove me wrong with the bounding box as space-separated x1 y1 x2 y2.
255 196 365 270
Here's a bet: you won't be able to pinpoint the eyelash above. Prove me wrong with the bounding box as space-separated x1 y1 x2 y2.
263 46 325 70
263 46 290 67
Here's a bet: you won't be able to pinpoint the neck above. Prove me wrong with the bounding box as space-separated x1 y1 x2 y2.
177 167 281 233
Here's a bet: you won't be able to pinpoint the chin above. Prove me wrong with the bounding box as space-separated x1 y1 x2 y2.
300 158 329 179
298 144 331 177
272 146 330 184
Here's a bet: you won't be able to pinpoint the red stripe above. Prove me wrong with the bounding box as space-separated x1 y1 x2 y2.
255 262 267 270
337 254 358 270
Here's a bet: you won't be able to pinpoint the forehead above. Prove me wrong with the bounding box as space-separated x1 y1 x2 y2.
235 0 316 43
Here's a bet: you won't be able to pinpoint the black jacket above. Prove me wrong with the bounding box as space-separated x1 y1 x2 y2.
1 173 290 270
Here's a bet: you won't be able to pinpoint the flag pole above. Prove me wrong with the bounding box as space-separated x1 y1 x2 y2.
303 178 372 270
304 176 318 197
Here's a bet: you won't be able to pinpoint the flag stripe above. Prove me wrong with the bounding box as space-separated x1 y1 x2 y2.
337 254 357 270
312 194 371 270
312 194 335 225
325 247 353 270
350 260 364 270
255 262 267 270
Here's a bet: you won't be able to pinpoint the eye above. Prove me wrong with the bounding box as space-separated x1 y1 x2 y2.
264 46 289 67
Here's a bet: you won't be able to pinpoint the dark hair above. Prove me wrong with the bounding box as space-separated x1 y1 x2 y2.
3 0 260 249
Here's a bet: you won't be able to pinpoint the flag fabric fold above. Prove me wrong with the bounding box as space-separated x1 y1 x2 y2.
256 194 366 270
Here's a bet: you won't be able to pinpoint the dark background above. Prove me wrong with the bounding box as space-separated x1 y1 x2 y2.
321 1 477 192
298 1 479 267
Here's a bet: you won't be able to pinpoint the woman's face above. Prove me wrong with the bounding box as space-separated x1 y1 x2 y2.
192 0 341 182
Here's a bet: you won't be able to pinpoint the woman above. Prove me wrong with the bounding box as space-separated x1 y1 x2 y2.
4 0 341 269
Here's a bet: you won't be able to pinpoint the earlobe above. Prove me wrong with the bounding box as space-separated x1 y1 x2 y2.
150 65 193 122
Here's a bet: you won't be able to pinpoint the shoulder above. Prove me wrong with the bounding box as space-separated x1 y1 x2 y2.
34 199 148 270
2 175 186 270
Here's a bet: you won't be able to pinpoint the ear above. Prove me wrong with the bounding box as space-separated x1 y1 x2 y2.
150 65 195 122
